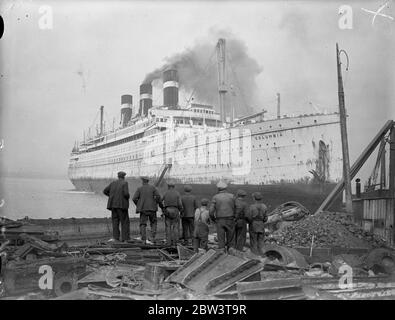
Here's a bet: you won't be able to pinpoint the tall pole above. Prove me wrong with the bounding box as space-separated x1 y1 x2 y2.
389 125 395 244
277 93 281 119
336 43 353 214
217 39 227 123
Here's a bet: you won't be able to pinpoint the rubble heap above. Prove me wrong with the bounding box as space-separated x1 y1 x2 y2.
271 211 387 248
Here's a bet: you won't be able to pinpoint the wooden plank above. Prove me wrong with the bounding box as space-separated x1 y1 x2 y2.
315 120 394 214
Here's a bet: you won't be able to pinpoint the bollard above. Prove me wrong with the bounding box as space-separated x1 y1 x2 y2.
355 178 361 198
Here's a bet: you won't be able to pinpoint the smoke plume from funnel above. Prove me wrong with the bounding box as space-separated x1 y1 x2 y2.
143 28 263 116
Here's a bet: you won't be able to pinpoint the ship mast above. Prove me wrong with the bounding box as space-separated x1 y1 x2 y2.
100 105 104 136
216 39 227 123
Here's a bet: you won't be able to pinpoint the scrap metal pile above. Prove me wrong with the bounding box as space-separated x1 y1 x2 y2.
270 211 387 248
1 213 395 300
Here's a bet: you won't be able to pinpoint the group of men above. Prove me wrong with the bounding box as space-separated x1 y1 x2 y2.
207 181 268 255
103 171 268 255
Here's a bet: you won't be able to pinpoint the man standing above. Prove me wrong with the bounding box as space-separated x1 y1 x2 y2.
162 180 183 246
180 185 198 246
246 192 268 255
234 189 248 251
193 198 211 253
209 181 235 251
103 171 130 242
132 176 162 244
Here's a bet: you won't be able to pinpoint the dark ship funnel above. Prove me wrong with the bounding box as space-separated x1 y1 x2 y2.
139 83 153 117
121 94 133 127
163 69 179 108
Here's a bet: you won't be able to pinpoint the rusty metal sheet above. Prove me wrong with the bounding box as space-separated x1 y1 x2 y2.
331 288 395 300
237 276 395 300
165 249 263 294
177 245 195 260
165 250 215 284
237 278 305 300
78 265 137 285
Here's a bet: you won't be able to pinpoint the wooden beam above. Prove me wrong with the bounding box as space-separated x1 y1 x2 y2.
315 120 394 214
390 125 395 196
380 146 386 189
389 125 395 244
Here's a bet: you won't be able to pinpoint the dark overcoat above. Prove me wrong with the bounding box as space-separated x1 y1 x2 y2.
181 193 198 218
103 179 130 210
132 183 162 213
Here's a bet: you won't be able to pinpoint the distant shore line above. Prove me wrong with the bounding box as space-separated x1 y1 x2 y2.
0 174 69 180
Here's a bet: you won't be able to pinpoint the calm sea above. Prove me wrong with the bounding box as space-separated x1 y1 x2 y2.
0 177 113 220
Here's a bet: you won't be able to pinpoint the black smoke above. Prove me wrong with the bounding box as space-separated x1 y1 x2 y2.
143 28 263 117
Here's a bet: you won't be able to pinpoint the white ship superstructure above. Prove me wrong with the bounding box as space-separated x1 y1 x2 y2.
68 39 343 211
69 107 342 186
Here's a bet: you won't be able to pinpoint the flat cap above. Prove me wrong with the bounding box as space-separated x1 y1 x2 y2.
140 176 149 181
200 198 209 206
252 192 263 200
216 181 228 190
236 189 247 197
117 171 126 178
184 185 192 192
167 180 175 187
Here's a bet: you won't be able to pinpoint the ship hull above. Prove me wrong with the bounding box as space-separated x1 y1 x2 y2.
69 113 343 212
70 177 341 213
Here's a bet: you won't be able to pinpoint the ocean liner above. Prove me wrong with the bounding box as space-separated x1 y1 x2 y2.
68 39 343 211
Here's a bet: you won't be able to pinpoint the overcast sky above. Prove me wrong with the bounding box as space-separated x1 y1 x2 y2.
0 0 394 180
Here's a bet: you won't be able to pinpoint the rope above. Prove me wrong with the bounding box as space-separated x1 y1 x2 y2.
86 110 100 139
